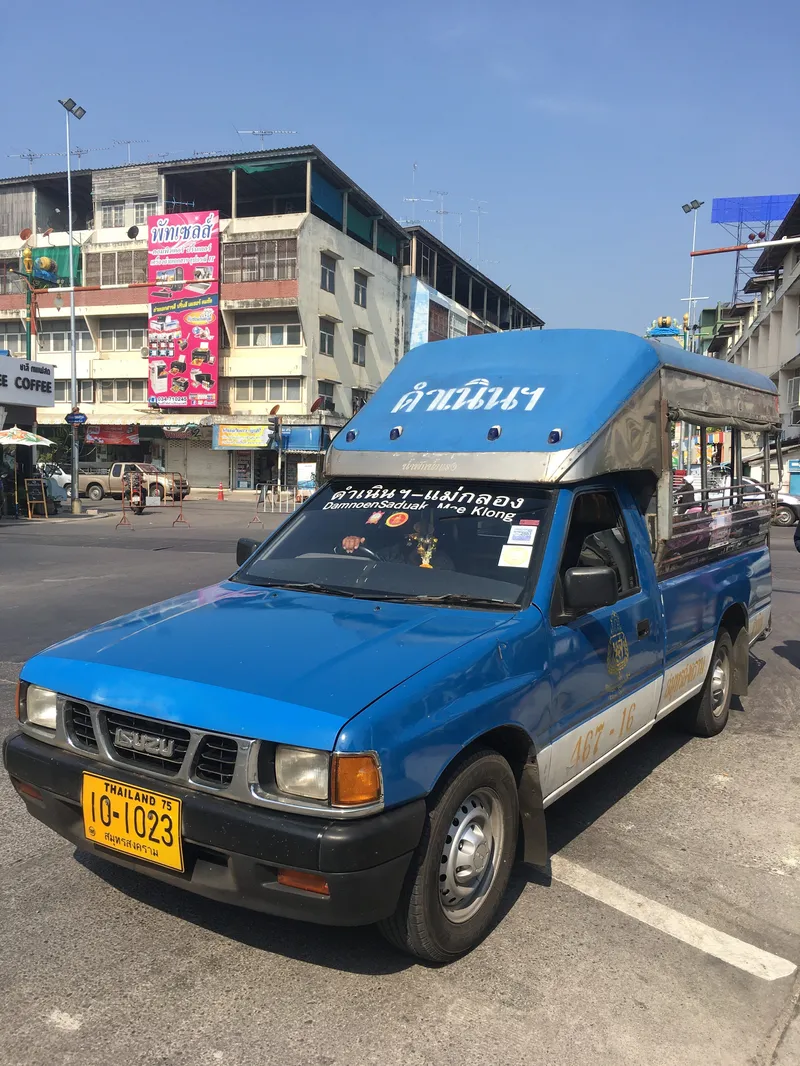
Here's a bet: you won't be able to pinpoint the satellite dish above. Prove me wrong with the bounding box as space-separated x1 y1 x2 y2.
19 228 32 241
269 404 280 416
42 227 54 237
310 397 324 413
127 225 139 239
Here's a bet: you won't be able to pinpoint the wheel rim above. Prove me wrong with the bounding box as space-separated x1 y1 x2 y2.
777 509 793 526
439 787 504 924
710 648 731 718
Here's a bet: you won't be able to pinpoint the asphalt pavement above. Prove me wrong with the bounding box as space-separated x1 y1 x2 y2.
0 507 798 1066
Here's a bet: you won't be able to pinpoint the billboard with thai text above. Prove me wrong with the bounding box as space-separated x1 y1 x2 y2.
147 211 219 408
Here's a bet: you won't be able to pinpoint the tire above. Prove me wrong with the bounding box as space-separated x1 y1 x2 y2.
149 484 165 500
678 629 733 737
773 506 796 527
378 749 519 963
86 483 104 502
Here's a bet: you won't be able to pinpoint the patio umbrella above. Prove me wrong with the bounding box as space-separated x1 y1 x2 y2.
0 427 56 516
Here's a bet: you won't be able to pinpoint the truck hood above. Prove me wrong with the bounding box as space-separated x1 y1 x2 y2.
22 582 510 750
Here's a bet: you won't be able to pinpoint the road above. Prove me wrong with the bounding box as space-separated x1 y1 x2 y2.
1 504 798 1066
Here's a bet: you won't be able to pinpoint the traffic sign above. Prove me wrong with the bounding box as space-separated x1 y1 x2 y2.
65 412 87 425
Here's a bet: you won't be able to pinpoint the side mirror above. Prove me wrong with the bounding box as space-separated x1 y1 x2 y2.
236 537 261 567
563 566 618 612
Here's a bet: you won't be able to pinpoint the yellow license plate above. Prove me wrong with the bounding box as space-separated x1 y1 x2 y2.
81 772 183 872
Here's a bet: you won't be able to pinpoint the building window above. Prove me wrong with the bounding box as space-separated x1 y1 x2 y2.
354 271 368 308
222 239 298 283
38 330 94 353
85 249 147 287
80 380 94 403
449 313 468 339
0 329 22 352
131 380 147 402
320 253 336 293
54 379 95 403
234 323 302 347
54 381 69 403
232 377 303 402
115 380 130 403
99 381 114 403
428 301 449 342
318 380 335 408
352 388 370 413
352 330 367 367
134 200 157 226
99 328 146 352
320 318 335 356
101 202 125 228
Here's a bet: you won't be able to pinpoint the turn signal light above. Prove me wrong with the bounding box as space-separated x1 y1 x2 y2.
11 778 42 802
15 681 21 719
331 753 381 806
277 869 330 895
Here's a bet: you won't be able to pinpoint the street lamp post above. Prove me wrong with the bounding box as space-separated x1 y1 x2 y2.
59 97 86 515
681 200 704 353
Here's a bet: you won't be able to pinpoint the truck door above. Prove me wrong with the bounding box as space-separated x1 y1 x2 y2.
109 463 123 492
542 485 664 803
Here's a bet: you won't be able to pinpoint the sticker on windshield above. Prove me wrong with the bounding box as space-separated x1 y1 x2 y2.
498 544 533 568
507 525 537 546
386 512 409 528
366 511 385 525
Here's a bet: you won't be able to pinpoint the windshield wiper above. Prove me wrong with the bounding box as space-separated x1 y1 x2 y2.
401 593 518 610
239 578 357 598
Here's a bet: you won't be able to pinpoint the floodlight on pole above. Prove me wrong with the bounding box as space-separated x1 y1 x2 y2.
59 96 85 514
682 199 705 353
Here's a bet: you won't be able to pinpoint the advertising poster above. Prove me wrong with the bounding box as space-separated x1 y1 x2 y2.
147 211 219 408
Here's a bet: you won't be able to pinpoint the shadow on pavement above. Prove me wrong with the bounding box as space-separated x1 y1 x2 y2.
771 639 800 671
73 848 416 975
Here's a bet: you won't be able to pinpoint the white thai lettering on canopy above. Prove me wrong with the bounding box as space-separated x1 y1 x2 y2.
391 379 545 414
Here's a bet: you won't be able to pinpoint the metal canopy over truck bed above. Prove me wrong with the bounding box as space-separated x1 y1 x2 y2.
326 329 779 484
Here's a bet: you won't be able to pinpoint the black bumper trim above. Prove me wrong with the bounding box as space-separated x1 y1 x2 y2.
4 731 425 927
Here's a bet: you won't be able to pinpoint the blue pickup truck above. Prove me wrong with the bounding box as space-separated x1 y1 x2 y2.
5 330 779 962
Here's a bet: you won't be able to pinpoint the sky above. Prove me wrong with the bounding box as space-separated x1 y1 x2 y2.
2 0 799 333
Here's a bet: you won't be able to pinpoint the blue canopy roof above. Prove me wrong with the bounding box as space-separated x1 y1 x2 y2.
327 330 778 484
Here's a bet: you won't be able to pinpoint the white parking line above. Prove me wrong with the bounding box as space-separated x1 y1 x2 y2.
550 855 797 982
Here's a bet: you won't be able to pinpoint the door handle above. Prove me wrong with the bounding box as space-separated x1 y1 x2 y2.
637 619 650 639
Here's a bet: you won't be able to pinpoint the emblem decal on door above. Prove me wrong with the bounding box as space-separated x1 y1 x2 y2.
606 612 629 682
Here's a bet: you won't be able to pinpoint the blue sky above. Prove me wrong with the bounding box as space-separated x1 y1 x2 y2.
3 0 799 332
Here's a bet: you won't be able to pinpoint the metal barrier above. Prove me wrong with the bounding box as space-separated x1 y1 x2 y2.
254 481 300 515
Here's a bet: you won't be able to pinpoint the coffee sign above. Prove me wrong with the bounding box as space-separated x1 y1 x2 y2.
0 354 56 408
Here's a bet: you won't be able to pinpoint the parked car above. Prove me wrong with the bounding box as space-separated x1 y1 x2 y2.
76 462 189 502
684 464 800 525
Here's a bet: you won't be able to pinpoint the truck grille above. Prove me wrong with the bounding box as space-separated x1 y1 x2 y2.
194 735 239 787
65 700 98 752
102 710 190 775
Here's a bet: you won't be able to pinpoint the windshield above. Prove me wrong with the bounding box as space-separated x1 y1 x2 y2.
235 479 553 608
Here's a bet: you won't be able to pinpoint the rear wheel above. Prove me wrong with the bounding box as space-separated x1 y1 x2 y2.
149 483 165 500
86 483 104 502
378 750 518 963
679 629 733 737
773 505 796 527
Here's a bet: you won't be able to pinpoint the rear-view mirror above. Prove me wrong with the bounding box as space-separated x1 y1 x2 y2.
564 566 618 612
236 537 261 567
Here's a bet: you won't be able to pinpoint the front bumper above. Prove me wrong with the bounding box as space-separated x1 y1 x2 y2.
4 731 424 926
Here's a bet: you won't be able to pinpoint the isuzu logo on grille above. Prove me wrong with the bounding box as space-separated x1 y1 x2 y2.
114 727 175 759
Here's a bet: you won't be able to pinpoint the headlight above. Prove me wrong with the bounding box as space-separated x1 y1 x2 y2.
24 685 58 731
275 746 329 801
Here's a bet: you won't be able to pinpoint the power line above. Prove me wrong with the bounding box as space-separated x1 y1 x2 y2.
7 149 63 174
113 138 149 164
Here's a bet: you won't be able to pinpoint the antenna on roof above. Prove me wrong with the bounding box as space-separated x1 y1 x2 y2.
237 129 298 149
471 200 488 269
113 138 149 164
429 190 449 241
68 145 112 167
7 149 63 174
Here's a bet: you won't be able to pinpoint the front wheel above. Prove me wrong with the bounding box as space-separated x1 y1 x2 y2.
86 483 104 502
773 505 796 527
379 750 518 963
678 629 733 737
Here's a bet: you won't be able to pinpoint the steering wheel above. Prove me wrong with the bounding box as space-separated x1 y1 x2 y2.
333 543 379 560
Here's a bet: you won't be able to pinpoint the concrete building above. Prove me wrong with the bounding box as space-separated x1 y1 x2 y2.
708 194 800 437
0 146 406 489
0 148 544 489
403 226 543 348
